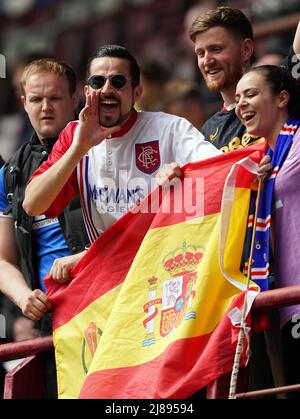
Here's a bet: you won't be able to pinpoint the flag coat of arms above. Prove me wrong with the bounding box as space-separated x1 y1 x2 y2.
46 144 264 399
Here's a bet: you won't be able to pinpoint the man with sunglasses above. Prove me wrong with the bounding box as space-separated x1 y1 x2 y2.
23 45 220 266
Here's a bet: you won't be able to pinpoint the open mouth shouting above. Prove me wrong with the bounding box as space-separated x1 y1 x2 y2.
100 96 120 115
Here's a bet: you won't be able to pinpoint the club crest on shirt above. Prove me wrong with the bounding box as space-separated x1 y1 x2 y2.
135 141 160 174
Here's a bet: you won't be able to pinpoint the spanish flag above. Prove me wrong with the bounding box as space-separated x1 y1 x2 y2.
46 144 264 399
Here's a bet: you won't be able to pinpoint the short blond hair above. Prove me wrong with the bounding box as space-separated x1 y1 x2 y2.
20 58 76 96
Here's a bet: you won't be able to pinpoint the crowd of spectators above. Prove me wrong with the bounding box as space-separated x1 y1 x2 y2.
1 0 300 159
1 0 300 399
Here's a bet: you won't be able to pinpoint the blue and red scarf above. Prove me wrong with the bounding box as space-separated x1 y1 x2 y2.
243 117 300 291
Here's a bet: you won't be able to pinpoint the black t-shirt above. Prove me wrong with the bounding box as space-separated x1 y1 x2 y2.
202 107 262 152
202 47 298 152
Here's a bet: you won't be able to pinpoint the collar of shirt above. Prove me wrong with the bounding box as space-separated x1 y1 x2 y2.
29 131 59 156
222 103 236 112
111 110 138 138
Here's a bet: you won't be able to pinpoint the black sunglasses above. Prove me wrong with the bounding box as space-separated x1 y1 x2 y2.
87 74 137 90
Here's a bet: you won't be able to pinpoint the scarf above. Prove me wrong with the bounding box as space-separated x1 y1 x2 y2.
243 117 300 291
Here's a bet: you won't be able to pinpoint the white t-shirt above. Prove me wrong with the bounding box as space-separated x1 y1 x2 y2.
32 111 220 242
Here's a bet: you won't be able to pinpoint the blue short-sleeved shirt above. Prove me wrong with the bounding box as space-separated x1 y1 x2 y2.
0 166 70 291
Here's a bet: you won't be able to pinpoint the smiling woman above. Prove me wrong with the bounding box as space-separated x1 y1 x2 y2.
236 64 300 397
235 65 300 148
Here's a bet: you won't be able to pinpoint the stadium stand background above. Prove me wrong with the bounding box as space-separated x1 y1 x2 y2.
0 0 300 160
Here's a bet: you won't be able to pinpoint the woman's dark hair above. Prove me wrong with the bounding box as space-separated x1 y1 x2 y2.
246 64 300 119
86 44 140 86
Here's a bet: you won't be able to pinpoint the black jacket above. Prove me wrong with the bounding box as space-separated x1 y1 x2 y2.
3 132 89 291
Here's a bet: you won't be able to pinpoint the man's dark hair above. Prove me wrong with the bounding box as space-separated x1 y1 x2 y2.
189 6 253 43
86 44 140 85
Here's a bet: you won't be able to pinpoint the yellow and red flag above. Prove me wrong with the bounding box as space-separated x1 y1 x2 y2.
46 144 264 399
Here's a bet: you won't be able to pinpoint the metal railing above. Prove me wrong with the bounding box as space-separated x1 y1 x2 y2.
0 335 53 362
207 284 300 399
0 335 53 399
1 285 300 398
